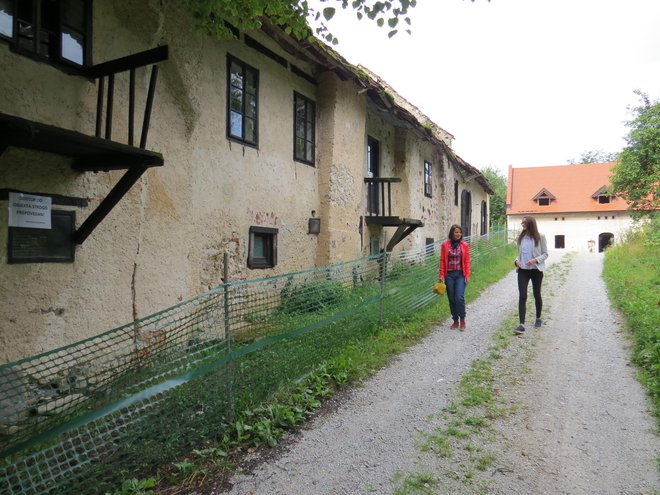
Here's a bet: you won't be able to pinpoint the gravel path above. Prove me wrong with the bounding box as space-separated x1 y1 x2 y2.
219 251 658 495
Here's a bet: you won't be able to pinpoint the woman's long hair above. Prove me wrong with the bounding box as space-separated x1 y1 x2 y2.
517 216 541 246
447 224 463 240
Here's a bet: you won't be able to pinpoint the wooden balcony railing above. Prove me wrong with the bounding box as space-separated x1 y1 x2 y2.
364 177 402 218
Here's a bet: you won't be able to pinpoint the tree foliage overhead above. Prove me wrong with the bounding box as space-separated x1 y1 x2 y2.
568 149 619 164
610 91 660 216
480 166 507 228
184 0 417 44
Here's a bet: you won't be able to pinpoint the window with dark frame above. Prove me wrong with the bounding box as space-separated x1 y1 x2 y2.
454 180 459 206
293 92 315 165
247 226 277 269
597 195 611 204
554 234 565 249
537 197 550 206
424 161 432 197
227 55 259 146
0 0 91 67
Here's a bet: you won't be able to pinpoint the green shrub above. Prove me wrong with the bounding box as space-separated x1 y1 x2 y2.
280 278 347 314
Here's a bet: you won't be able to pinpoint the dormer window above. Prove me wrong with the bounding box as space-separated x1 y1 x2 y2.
532 188 555 207
591 185 612 204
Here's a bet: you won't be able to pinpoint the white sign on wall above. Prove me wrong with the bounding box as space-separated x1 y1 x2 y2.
8 192 52 229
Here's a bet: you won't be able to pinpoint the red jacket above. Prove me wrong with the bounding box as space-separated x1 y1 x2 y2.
439 240 471 282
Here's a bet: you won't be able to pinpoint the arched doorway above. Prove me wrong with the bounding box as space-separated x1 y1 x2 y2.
598 233 614 252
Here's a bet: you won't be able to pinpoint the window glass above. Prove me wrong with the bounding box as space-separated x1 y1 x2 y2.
230 87 242 112
244 116 256 143
253 235 265 257
61 30 82 63
0 0 14 37
245 94 256 118
295 137 305 158
230 111 242 137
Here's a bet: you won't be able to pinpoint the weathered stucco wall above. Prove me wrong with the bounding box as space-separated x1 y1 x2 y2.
0 2 490 363
315 72 366 267
0 3 323 362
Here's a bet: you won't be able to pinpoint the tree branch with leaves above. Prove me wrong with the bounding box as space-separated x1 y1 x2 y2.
610 91 660 217
184 0 417 44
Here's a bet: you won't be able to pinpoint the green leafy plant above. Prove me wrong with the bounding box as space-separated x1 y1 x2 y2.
106 478 156 495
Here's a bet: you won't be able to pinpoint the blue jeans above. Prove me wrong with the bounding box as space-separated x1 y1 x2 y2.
446 270 466 321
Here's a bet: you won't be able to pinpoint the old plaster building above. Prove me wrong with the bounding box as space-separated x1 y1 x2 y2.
0 1 491 363
506 162 634 252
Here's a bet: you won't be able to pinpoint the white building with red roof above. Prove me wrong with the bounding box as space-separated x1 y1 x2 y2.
506 162 634 252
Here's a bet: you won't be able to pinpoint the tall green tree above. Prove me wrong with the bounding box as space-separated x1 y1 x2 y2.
480 166 507 229
610 91 660 216
568 149 619 164
184 0 417 44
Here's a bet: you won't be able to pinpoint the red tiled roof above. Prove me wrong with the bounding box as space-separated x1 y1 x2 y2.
506 162 630 215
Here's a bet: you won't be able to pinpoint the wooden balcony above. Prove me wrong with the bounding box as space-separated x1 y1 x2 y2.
0 46 168 245
364 177 423 252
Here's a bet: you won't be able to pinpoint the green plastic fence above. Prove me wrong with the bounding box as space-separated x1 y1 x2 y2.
0 231 509 494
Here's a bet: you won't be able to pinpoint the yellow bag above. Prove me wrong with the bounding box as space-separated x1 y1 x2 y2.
433 281 446 295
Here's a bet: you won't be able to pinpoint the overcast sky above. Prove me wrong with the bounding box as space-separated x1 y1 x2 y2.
310 0 660 175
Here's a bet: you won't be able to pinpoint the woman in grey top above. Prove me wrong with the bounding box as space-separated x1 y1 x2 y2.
514 216 548 334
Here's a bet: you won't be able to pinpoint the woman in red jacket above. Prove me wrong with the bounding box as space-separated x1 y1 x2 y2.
439 224 471 330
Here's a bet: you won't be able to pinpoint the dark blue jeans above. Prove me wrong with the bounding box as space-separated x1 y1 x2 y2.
446 270 466 321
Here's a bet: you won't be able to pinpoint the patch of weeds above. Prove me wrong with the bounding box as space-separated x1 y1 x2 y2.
464 415 490 429
106 477 157 495
420 430 453 457
392 471 438 495
445 426 470 439
459 359 494 407
474 452 497 471
168 459 199 484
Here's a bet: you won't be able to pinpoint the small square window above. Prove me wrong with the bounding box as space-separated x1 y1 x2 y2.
248 226 277 269
537 197 550 206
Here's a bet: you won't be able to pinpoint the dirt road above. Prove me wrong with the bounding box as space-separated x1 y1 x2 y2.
218 251 658 495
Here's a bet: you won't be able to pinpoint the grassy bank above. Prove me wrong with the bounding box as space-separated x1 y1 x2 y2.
602 218 660 419
135 243 518 495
